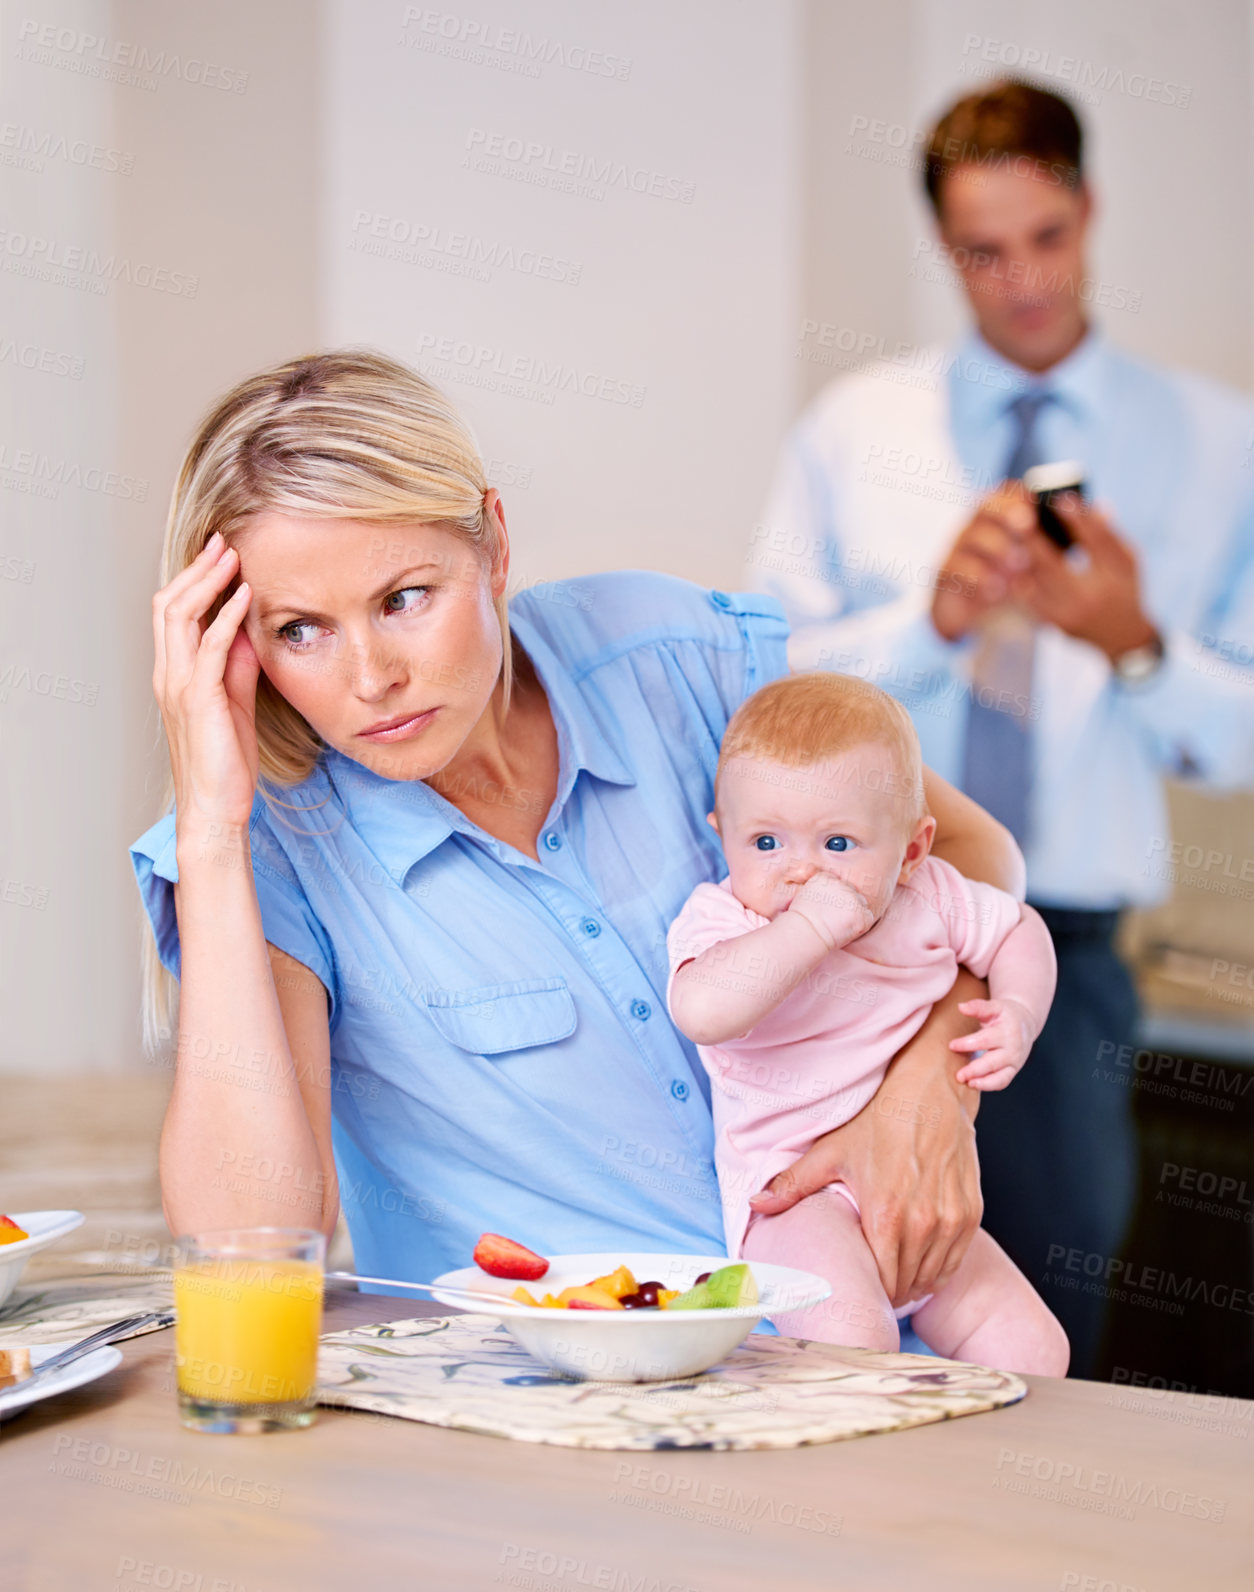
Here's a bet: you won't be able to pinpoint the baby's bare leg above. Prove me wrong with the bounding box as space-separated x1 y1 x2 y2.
910 1229 1070 1377
742 1186 899 1351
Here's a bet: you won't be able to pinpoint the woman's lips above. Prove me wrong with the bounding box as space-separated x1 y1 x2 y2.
356 707 438 743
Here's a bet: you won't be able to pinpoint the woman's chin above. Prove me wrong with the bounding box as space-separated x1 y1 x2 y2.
337 734 449 784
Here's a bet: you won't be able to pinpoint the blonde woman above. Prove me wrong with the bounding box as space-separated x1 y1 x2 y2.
132 349 1024 1307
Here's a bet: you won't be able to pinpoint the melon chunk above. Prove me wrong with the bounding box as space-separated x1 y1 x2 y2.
666 1262 759 1311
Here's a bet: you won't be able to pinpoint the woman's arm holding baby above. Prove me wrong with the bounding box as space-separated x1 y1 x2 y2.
921 768 1026 899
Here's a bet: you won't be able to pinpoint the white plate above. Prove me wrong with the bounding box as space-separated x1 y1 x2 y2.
432 1252 831 1382
0 1211 86 1309
0 1342 123 1421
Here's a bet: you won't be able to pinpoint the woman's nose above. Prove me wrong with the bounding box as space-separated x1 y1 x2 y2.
345 636 406 699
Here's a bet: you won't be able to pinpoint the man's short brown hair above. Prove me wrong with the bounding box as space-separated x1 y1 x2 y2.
923 79 1084 217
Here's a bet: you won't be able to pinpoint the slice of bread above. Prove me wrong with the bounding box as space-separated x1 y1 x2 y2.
0 1345 32 1388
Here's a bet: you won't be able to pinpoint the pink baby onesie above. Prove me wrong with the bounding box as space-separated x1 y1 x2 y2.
666 855 1024 1260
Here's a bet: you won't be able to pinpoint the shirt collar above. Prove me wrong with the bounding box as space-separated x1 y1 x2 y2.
311 608 635 884
948 324 1110 432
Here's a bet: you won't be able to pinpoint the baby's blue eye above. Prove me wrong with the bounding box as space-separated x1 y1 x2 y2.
754 835 778 852
825 836 852 852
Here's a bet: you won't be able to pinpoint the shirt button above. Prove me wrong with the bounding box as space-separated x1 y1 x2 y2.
543 831 563 851
709 589 733 610
671 1079 689 1101
581 918 601 937
631 999 652 1021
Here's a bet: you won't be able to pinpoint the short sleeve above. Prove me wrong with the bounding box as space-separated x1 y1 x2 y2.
712 587 791 701
665 880 765 1013
903 856 1023 979
128 800 340 1025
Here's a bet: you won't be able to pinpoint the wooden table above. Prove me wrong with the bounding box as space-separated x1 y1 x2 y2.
2 1292 1250 1591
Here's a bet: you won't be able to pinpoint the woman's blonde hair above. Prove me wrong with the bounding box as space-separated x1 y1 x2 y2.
142 347 508 1052
717 671 929 826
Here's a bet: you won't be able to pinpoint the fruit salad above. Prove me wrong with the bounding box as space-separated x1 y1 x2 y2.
470 1235 758 1312
0 1216 28 1246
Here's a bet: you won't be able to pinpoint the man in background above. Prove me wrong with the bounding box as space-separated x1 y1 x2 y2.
750 80 1254 1376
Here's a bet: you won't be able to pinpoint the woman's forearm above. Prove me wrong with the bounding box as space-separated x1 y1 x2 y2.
881 965 988 1122
162 818 328 1235
922 766 1026 898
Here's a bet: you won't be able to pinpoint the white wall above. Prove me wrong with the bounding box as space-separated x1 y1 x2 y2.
2 0 319 1072
5 0 1252 1071
1 0 126 1069
320 0 803 592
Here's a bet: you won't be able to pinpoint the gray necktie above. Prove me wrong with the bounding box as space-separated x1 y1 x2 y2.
959 391 1053 847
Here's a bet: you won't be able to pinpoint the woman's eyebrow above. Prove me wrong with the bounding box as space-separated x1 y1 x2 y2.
256 564 442 622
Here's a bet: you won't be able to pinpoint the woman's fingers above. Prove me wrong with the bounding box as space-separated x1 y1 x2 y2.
192 581 253 677
747 1147 833 1217
152 533 227 679
858 1197 904 1305
913 1212 979 1301
159 545 241 701
222 618 262 714
883 1202 938 1305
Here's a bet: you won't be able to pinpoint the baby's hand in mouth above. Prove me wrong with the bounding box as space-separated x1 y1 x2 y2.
788 873 876 951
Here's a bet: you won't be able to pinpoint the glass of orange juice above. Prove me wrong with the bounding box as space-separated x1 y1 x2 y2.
173 1227 325 1433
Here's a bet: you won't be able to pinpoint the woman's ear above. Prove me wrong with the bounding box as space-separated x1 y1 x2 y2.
484 488 510 597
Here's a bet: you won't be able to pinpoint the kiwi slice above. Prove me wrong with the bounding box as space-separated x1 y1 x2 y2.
667 1262 759 1310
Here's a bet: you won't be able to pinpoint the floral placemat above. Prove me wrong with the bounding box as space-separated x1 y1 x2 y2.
0 1270 175 1345
316 1314 1028 1450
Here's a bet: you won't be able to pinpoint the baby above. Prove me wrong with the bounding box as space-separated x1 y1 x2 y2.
667 671 1068 1375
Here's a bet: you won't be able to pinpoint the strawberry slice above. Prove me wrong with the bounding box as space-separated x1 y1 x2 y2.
473 1233 549 1281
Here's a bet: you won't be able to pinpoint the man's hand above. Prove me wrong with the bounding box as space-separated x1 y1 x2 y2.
948 995 1034 1090
747 968 987 1307
1009 494 1159 663
789 873 876 952
931 485 1038 642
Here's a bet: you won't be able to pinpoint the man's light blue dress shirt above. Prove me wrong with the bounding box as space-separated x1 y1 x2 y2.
753 330 1254 909
130 573 789 1286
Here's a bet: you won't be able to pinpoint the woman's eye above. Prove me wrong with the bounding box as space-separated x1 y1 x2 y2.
278 620 322 649
754 836 778 852
825 836 852 852
383 585 430 615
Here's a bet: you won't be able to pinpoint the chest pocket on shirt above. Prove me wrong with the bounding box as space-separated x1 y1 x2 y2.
422 977 577 1056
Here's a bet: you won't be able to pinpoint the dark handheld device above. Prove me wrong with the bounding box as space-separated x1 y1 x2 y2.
1022 460 1086 551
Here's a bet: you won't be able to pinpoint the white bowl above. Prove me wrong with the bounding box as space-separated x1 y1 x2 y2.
0 1211 86 1309
431 1251 831 1382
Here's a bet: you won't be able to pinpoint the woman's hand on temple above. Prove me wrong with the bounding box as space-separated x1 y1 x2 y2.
747 967 987 1308
152 531 262 834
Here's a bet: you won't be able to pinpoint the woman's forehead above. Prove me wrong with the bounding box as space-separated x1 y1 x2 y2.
236 513 482 592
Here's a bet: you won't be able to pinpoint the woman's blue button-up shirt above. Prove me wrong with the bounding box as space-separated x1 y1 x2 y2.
130 572 788 1285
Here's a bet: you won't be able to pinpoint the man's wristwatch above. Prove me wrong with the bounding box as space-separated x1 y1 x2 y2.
1111 630 1166 685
